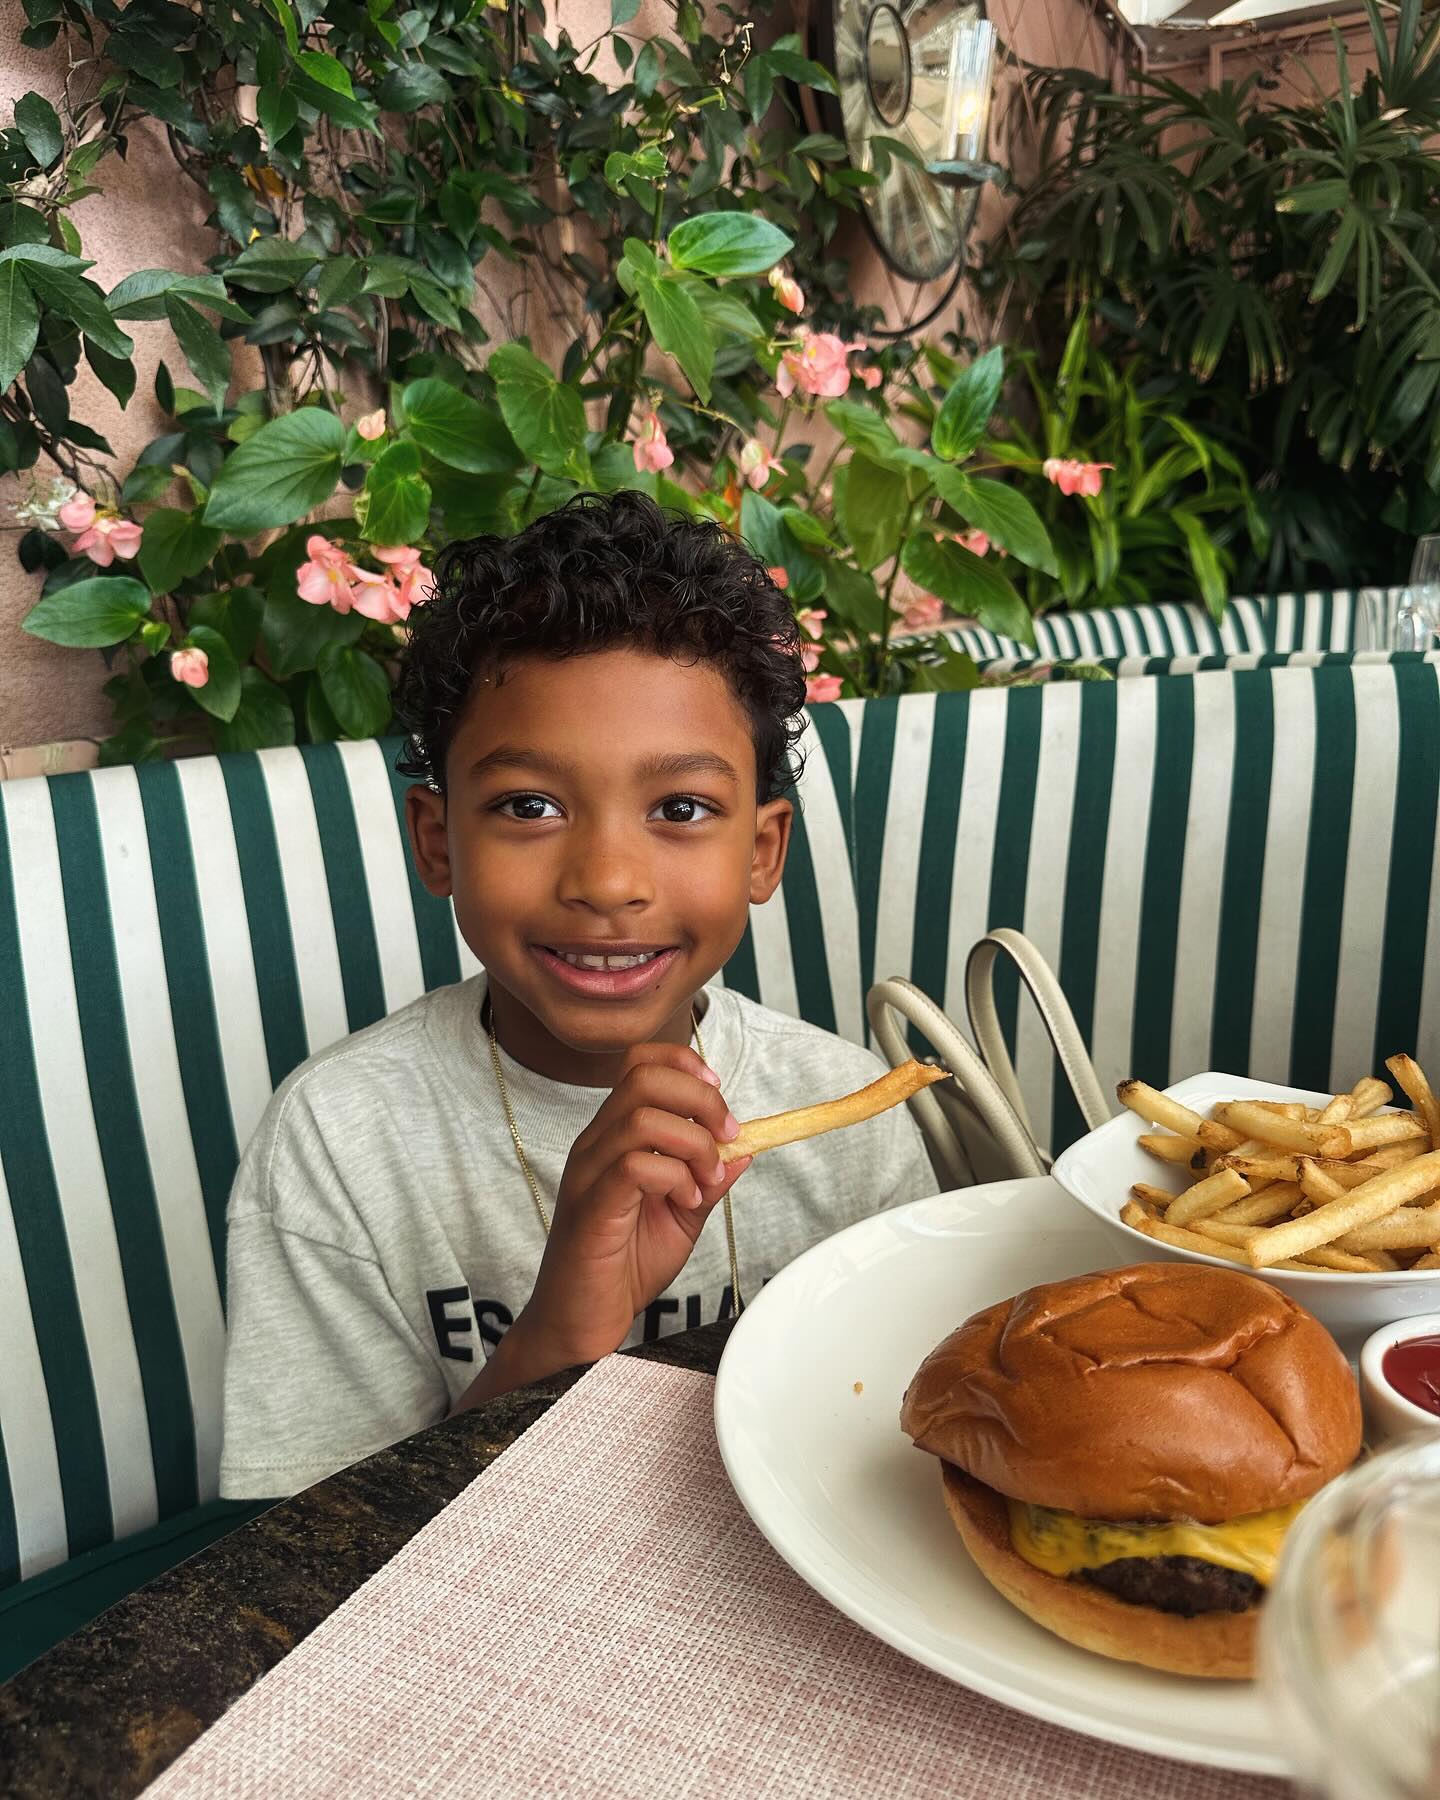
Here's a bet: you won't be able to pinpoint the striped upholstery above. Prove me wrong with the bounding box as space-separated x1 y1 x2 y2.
851 657 1440 1158
944 587 1395 664
5 654 1440 1597
0 724 856 1591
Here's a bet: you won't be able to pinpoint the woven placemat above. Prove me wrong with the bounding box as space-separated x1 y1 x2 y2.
144 1358 1292 1798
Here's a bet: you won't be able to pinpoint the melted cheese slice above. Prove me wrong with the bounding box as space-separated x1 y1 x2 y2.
1007 1498 1305 1587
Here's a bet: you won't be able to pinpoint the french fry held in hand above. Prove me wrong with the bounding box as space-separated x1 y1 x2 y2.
1115 1055 1440 1275
718 1059 950 1163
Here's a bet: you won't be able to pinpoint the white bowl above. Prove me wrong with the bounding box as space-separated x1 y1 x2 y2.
1050 1071 1440 1351
1358 1314 1440 1447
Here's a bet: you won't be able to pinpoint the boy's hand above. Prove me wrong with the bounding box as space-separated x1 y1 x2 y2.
513 1042 751 1370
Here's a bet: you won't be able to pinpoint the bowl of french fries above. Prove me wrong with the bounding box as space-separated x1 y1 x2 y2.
1050 1055 1440 1344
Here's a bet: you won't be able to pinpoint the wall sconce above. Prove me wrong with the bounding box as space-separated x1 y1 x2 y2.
930 18 999 190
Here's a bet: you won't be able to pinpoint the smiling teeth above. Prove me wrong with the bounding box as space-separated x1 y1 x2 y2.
555 950 663 970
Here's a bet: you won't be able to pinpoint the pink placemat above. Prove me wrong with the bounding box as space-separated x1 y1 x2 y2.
145 1358 1292 1799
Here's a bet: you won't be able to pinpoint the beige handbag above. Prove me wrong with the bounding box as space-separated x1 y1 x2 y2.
866 928 1114 1188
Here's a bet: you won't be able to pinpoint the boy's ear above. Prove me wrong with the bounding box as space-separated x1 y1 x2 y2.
750 797 793 905
405 785 453 898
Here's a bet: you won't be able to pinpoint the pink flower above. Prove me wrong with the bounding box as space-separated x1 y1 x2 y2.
956 529 990 557
371 544 422 571
898 593 944 631
355 409 387 441
58 492 96 531
768 267 805 315
393 560 434 618
859 365 883 391
170 646 210 688
738 438 783 491
296 534 358 612
795 607 827 640
805 673 844 702
766 565 789 591
348 569 405 625
1043 457 1113 499
70 512 144 567
632 410 674 474
776 330 867 400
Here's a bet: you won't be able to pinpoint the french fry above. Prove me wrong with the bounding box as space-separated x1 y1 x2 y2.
1350 1076 1393 1116
719 1059 950 1162
1414 1251 1440 1270
1334 1202 1440 1252
1215 1180 1305 1225
1364 1140 1428 1171
1222 1153 1388 1188
1166 1166 1251 1226
1139 1132 1209 1170
1340 1114 1428 1153
1317 1094 1356 1125
1250 1100 1309 1120
1298 1159 1350 1208
1387 1054 1440 1150
1247 1151 1440 1268
1293 1247 1396 1274
1212 1102 1353 1158
1117 1080 1243 1149
1122 1201 1309 1271
1131 1182 1182 1210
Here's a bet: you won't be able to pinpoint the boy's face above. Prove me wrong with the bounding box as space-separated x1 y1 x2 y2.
406 647 792 1065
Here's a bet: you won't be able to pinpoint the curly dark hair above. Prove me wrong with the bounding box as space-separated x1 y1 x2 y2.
393 491 809 800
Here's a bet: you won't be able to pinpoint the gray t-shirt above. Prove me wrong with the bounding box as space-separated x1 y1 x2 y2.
219 976 938 1498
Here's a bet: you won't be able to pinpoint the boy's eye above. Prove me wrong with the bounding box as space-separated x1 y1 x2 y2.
494 793 562 821
651 794 715 824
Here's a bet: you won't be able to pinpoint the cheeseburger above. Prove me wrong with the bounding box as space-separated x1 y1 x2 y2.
900 1263 1361 1679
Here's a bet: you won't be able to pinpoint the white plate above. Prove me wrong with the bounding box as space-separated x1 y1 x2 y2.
714 1180 1286 1777
1051 1072 1440 1349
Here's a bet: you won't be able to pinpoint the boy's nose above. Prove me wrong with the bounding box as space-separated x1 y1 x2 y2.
556 833 655 912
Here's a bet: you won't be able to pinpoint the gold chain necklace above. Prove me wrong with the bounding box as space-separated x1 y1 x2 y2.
485 998 744 1314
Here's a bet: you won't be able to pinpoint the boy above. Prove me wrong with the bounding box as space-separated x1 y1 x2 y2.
219 492 937 1499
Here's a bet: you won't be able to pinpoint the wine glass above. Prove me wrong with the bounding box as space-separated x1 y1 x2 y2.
1357 539 1440 651
1262 1434 1440 1798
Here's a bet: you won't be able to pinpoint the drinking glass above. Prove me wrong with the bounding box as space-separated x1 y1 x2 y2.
1358 540 1440 650
1261 1434 1440 1799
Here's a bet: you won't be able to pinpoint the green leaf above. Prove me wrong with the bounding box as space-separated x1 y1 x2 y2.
835 452 909 570
257 82 299 149
1172 509 1228 622
933 346 1004 462
637 274 713 402
181 625 242 722
165 294 231 413
900 533 1034 647
0 259 39 392
189 587 263 663
226 237 322 292
406 272 463 332
376 63 451 110
612 0 642 23
687 283 761 341
360 439 431 545
739 489 824 603
489 342 588 479
666 214 794 278
635 40 660 98
22 575 151 647
824 399 902 463
19 263 134 359
14 93 62 168
262 584 365 678
297 50 354 98
203 408 346 532
604 147 667 192
928 469 1057 576
822 559 885 635
765 48 836 93
85 338 136 407
138 508 223 594
401 377 522 474
214 667 296 752
318 644 393 738
263 0 299 56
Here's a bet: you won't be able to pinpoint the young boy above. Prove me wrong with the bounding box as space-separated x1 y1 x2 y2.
218 491 938 1500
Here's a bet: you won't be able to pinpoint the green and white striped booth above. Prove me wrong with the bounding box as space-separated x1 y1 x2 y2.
2 651 1438 1668
850 656 1440 1155
946 587 1389 664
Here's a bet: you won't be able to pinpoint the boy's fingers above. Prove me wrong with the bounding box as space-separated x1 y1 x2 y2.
609 1063 738 1143
580 1108 728 1196
596 1148 708 1218
619 1039 722 1089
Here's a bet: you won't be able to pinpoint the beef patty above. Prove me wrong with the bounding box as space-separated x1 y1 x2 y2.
1080 1555 1262 1617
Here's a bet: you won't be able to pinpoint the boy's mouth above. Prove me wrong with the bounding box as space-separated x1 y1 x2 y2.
530 941 681 998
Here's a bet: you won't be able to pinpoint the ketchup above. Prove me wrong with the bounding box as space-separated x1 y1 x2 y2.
1382 1334 1440 1416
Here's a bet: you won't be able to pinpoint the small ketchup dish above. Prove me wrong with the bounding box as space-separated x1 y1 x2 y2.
1359 1314 1440 1447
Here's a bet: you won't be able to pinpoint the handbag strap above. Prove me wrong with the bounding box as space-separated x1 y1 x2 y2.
963 927 1113 1140
866 976 1049 1181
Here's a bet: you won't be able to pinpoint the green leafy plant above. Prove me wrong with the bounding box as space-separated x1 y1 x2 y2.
984 0 1440 589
